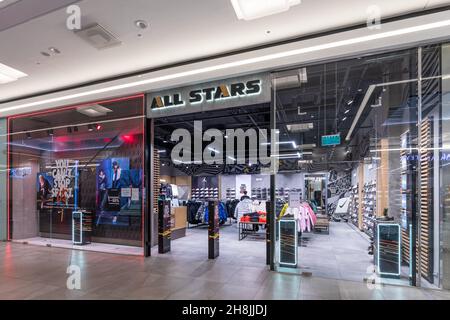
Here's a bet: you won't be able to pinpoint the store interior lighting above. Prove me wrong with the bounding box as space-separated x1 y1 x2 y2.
231 0 301 21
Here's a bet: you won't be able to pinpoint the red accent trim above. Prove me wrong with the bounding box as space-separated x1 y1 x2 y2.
6 118 10 241
7 94 145 120
141 104 145 254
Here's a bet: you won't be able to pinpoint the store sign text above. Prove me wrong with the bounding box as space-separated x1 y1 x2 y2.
151 79 262 109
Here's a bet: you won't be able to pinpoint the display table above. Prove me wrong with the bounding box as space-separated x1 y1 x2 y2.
314 214 330 234
238 221 266 241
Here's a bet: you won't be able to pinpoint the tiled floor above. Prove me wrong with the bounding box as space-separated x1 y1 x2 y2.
1 222 449 300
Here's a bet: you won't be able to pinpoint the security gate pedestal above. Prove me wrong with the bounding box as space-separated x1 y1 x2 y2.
208 201 219 259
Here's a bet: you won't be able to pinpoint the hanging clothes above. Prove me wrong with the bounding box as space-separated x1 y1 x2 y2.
227 199 240 218
287 202 317 233
218 202 228 224
187 200 202 224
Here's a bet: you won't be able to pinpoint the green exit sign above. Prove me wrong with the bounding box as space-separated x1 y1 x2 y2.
322 134 341 146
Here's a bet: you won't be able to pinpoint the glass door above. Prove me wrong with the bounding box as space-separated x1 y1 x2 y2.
270 48 424 289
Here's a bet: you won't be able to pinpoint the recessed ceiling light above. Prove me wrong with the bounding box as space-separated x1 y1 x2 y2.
231 0 301 21
342 117 347 122
347 100 354 105
344 109 350 114
0 62 28 84
135 20 149 29
77 104 112 117
48 47 61 54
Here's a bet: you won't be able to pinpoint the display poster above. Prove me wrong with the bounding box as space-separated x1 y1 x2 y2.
95 157 142 226
37 159 77 210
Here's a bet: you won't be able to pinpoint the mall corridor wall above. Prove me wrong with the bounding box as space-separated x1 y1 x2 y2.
0 118 7 241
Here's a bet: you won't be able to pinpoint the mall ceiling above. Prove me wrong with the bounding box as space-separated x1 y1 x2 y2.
0 0 449 105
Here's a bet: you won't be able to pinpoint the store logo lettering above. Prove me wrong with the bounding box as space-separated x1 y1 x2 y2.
151 79 261 109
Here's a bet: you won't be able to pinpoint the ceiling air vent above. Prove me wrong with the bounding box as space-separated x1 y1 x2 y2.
74 23 121 50
287 123 314 132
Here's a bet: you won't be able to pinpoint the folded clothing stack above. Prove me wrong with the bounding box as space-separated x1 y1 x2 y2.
240 211 266 223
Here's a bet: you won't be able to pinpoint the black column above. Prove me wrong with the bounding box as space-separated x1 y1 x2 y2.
269 78 276 271
158 199 171 254
208 200 219 259
144 117 152 257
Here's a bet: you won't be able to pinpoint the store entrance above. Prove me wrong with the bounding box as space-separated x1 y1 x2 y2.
270 48 441 289
152 104 271 266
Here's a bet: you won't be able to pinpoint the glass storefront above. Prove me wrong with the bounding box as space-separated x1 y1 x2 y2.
7 95 145 252
4 40 450 291
271 43 449 289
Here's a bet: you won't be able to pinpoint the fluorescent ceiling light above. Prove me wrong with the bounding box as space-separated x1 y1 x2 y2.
0 62 28 84
3 18 450 114
271 152 301 159
227 156 237 161
173 159 192 164
287 123 314 132
261 141 297 148
231 0 301 21
76 104 112 117
296 143 316 149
